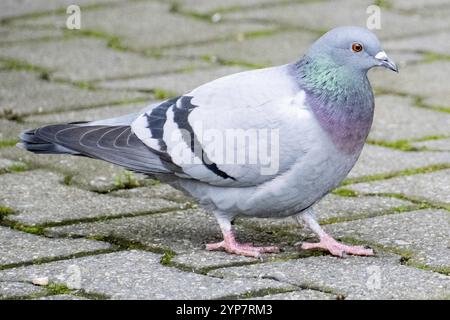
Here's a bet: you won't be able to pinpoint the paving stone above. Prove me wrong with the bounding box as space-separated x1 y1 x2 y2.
35 294 87 300
0 250 294 299
326 209 450 270
348 169 450 205
0 119 42 142
316 194 411 221
412 138 450 152
45 209 292 254
110 184 192 204
423 92 450 109
384 31 450 56
209 255 450 299
46 193 412 258
0 158 25 173
0 38 207 82
19 2 275 50
250 290 336 300
173 0 277 14
0 226 111 266
369 95 450 142
241 193 412 231
0 26 63 43
45 209 225 253
0 70 147 115
172 250 254 272
25 102 146 124
0 146 148 192
0 170 181 225
347 145 450 179
224 0 450 40
389 0 450 11
370 61 450 108
98 66 247 95
348 144 450 178
163 30 317 66
0 0 117 19
0 281 45 298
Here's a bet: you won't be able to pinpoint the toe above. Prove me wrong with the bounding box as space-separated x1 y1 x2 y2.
206 241 224 251
229 247 261 258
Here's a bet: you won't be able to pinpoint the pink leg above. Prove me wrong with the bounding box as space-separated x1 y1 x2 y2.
206 230 279 258
296 210 374 257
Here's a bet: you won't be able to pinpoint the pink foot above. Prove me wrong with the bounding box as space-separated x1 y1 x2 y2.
206 231 279 258
300 235 374 257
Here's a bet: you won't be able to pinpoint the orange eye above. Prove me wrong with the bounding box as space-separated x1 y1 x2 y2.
351 43 363 52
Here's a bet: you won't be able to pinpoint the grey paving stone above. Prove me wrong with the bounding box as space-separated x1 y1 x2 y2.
384 31 450 56
424 92 450 109
110 184 193 204
0 250 294 299
0 38 207 82
0 226 111 266
19 2 275 50
0 119 42 142
412 138 450 152
347 145 450 179
172 250 254 272
163 30 317 66
0 0 117 19
369 95 450 142
0 158 25 173
0 170 181 225
209 255 450 299
224 0 450 40
241 193 412 231
45 209 291 254
0 71 147 115
97 66 247 95
370 61 450 108
326 209 450 270
315 194 411 222
25 102 146 124
0 281 45 298
45 209 224 252
35 294 87 300
0 145 146 192
0 26 63 43
45 194 410 258
389 0 450 11
348 169 450 205
173 0 277 14
250 290 336 300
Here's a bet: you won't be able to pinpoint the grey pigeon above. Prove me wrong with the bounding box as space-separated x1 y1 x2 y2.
19 26 397 258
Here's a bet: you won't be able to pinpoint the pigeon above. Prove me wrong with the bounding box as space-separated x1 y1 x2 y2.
19 26 397 258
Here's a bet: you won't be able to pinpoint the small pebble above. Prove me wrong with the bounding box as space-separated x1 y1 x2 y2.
32 277 49 286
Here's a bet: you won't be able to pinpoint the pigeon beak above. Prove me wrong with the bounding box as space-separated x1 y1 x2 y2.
375 51 398 73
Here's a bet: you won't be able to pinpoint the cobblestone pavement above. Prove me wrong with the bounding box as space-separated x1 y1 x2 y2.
1 0 449 300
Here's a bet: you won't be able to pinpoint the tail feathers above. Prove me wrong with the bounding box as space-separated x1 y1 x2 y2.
18 124 173 175
18 129 79 155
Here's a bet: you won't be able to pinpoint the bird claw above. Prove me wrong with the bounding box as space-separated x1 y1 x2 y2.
206 240 279 258
299 235 374 257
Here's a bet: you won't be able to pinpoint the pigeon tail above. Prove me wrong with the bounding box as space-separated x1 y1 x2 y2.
18 123 173 175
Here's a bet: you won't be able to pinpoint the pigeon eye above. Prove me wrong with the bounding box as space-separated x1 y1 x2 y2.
351 43 363 52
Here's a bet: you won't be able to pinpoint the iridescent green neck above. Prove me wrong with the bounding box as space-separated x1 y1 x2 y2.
294 55 370 104
293 55 375 155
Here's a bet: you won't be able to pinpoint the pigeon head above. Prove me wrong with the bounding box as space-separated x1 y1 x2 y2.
306 26 397 73
294 26 398 155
